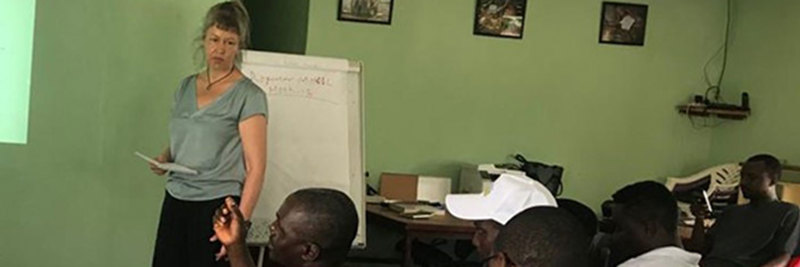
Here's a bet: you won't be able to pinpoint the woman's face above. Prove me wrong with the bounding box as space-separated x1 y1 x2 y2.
204 25 240 71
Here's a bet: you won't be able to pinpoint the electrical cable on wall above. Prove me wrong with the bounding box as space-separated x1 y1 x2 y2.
703 0 733 103
690 0 733 129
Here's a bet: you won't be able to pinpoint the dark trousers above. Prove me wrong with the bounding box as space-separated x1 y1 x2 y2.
152 191 239 267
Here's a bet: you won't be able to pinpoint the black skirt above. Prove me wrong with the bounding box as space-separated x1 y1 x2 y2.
152 191 240 267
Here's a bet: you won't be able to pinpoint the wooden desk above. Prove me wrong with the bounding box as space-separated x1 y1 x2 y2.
366 203 476 267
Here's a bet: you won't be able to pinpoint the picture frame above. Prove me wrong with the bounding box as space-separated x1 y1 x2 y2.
337 0 394 25
473 0 528 39
598 2 648 46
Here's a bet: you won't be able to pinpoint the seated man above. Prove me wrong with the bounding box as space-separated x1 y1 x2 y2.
445 174 557 260
691 154 800 267
213 188 359 267
611 181 701 267
557 198 599 239
487 206 591 267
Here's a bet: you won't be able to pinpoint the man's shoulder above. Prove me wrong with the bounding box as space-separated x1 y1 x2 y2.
777 201 800 219
760 201 799 215
777 201 800 210
726 201 798 212
717 203 748 217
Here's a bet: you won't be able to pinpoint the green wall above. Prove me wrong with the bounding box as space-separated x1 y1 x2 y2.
1 0 764 265
0 0 216 266
709 0 800 173
305 0 728 208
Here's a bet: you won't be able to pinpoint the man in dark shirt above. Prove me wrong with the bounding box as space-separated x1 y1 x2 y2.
212 188 359 267
690 154 800 267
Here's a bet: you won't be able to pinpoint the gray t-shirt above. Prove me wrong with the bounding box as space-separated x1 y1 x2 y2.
702 200 800 267
166 75 268 201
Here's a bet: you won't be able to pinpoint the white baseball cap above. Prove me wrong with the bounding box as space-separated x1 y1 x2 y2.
445 174 557 225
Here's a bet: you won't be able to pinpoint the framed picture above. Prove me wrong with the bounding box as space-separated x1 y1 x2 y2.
599 2 648 46
337 0 394 25
473 0 527 39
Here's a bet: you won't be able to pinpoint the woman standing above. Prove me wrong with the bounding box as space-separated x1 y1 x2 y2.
149 2 267 266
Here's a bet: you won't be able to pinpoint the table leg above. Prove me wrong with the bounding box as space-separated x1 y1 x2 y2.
257 246 265 267
404 236 413 267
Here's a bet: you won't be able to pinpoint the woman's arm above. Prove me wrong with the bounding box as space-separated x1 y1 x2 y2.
237 115 267 219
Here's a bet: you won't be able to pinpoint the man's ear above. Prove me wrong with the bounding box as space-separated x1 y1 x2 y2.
300 242 321 262
767 173 778 186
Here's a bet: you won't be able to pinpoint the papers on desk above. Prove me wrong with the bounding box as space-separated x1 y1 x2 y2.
365 195 386 204
388 202 446 219
400 212 435 219
135 152 198 175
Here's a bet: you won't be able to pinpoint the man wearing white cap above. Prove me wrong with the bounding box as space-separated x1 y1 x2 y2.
445 174 557 260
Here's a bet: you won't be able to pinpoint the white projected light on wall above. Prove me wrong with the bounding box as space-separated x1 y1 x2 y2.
0 0 36 144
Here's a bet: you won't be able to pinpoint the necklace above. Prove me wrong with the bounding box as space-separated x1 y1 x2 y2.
205 66 236 91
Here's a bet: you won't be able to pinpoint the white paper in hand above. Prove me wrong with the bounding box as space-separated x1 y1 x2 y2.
135 152 199 175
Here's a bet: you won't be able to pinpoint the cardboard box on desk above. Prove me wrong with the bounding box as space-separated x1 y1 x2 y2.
379 173 452 204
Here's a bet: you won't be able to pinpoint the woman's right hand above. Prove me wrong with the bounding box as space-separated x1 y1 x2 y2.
149 153 169 176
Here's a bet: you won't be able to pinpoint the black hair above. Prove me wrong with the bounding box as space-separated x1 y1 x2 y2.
557 198 599 237
611 181 678 235
287 188 358 264
495 206 590 267
746 154 782 181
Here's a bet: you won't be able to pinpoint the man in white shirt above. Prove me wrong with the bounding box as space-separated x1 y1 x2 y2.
610 181 701 267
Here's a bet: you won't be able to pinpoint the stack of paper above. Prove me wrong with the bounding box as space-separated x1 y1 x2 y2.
135 152 198 175
388 202 445 216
